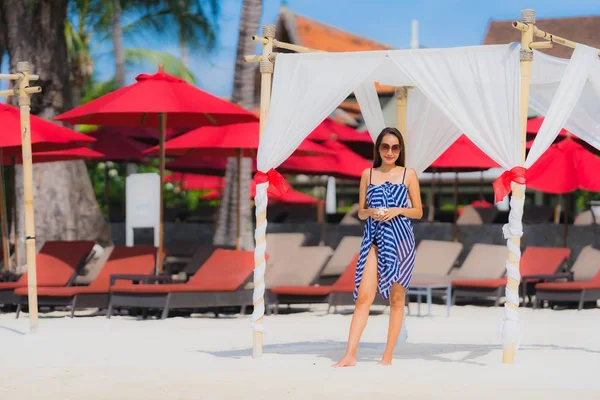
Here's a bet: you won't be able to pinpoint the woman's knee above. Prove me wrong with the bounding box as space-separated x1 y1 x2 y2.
356 292 375 307
389 287 405 309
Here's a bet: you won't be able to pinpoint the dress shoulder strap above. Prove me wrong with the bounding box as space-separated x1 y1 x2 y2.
402 167 408 184
369 168 373 184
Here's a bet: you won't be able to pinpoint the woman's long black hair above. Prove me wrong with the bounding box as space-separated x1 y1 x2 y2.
373 127 405 168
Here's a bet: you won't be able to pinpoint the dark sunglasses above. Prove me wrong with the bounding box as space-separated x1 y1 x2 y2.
379 143 401 153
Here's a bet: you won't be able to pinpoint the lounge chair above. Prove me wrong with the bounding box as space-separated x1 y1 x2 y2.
107 248 256 319
534 245 600 310
14 246 161 318
452 246 570 306
318 236 362 284
410 240 463 283
0 241 95 307
269 255 378 313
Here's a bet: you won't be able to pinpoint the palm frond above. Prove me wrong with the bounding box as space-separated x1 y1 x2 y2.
124 48 197 84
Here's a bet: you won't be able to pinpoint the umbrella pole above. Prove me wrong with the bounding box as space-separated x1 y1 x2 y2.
12 160 18 269
104 166 110 219
428 170 436 222
0 157 10 271
452 171 459 242
563 194 569 248
158 113 166 274
235 149 242 250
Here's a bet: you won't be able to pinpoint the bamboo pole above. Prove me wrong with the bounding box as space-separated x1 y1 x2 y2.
513 21 600 56
12 159 18 270
251 23 276 360
395 87 408 143
502 9 534 365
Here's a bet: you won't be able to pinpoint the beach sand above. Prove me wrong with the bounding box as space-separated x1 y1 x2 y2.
0 304 598 399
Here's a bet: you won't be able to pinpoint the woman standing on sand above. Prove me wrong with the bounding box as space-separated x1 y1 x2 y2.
334 127 423 367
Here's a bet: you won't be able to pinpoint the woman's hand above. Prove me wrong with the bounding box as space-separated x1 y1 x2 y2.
379 208 404 222
367 208 384 221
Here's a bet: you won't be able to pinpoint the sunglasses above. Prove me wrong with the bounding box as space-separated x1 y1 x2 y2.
379 143 401 153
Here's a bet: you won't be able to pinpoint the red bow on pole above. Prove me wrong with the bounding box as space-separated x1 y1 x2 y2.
492 166 527 203
253 169 291 196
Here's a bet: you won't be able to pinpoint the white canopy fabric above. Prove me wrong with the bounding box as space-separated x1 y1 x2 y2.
250 42 600 352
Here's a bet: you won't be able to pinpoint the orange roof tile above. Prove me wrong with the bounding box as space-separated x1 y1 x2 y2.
294 15 393 53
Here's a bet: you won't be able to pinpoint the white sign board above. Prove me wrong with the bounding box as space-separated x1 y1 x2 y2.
126 173 160 246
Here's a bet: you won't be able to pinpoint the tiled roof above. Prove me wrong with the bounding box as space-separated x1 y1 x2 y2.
484 16 600 59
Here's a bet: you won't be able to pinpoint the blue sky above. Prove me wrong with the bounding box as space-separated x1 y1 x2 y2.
3 0 600 97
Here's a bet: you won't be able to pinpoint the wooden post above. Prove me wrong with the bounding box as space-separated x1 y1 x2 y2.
503 9 534 365
12 62 42 332
253 23 275 360
157 112 166 273
395 87 408 143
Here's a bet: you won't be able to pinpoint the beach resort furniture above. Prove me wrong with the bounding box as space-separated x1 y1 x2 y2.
534 245 600 310
0 241 95 307
452 246 571 306
410 240 463 283
318 236 362 284
107 248 256 319
14 246 161 318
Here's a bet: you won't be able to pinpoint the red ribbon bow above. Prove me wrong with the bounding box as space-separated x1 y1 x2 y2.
253 169 291 196
492 166 527 203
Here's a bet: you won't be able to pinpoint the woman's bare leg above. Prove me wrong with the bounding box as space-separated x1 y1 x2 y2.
333 245 379 367
378 283 406 365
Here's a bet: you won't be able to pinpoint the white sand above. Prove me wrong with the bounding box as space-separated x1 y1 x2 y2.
0 304 599 399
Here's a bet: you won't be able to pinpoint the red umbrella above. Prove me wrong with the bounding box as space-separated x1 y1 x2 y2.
279 139 370 179
164 173 224 191
526 137 600 194
200 183 319 205
0 104 95 157
143 122 333 157
55 68 257 268
527 117 569 138
429 134 500 171
88 128 150 162
55 70 257 128
2 147 104 164
307 118 371 143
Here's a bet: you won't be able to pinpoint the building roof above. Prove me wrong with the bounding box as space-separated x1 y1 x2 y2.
276 6 396 94
484 15 600 59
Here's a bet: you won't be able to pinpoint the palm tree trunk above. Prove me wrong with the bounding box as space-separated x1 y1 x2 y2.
214 0 262 250
0 0 112 266
231 0 262 109
111 0 126 88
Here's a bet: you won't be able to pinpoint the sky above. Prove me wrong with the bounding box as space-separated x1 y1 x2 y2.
2 0 600 97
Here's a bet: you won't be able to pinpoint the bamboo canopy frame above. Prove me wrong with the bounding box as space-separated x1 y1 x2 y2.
0 62 42 332
245 8 597 364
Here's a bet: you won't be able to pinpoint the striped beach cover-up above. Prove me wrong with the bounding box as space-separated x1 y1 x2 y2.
354 168 416 301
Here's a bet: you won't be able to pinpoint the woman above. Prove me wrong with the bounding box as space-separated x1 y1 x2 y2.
333 127 423 367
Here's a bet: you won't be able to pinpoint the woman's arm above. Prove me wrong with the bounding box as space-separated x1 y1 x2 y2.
380 168 423 221
357 168 378 221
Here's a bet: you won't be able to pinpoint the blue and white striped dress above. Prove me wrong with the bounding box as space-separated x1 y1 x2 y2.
354 169 416 301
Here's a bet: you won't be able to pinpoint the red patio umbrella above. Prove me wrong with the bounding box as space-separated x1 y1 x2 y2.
0 104 95 157
55 68 257 271
427 134 500 230
165 173 224 191
2 147 104 164
527 117 569 138
526 137 600 246
199 182 319 205
88 128 151 162
307 118 372 143
143 121 332 158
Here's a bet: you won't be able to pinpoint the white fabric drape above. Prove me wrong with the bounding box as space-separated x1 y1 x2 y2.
354 81 386 142
530 46 600 153
527 45 599 167
405 89 463 174
387 44 522 170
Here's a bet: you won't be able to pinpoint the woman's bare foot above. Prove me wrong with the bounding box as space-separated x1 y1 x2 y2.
332 354 357 368
377 353 393 366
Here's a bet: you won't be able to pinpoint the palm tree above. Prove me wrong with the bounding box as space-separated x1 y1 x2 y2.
214 0 262 250
0 0 112 267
